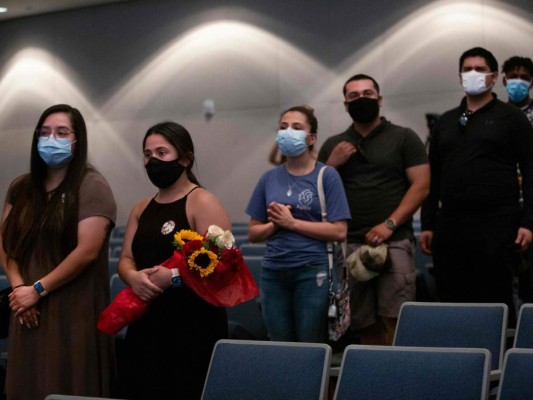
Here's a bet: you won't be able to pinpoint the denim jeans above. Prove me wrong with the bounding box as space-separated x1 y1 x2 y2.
260 264 329 342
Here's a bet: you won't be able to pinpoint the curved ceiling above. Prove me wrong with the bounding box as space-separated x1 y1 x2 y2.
0 0 128 21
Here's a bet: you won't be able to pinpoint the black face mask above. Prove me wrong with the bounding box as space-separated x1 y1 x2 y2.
347 97 380 123
145 157 186 189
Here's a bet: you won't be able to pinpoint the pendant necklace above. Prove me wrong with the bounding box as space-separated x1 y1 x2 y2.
287 183 294 197
287 175 295 197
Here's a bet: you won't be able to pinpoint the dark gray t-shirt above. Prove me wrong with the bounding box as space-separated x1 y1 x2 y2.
318 118 428 242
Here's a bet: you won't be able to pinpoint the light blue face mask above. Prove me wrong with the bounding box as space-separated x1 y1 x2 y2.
506 79 531 103
276 128 308 157
37 137 75 167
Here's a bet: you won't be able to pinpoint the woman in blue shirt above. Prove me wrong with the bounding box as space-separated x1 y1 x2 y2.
246 105 351 342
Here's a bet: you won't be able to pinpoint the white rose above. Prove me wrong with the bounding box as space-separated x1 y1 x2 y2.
206 225 225 242
216 230 235 250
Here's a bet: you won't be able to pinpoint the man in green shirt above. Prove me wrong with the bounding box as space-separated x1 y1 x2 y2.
318 74 430 345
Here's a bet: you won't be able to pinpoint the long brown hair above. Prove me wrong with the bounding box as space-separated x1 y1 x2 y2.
2 104 91 274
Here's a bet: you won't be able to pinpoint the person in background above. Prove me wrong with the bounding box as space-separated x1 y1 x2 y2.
117 122 229 400
246 105 350 342
318 74 429 346
0 104 116 399
502 56 533 124
502 55 533 305
420 47 533 326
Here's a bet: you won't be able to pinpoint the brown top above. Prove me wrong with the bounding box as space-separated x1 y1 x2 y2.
5 171 117 399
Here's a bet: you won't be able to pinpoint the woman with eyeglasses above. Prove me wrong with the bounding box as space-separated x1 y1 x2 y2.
0 104 117 399
246 105 351 342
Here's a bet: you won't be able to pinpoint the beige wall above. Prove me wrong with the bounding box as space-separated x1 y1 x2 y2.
0 0 532 224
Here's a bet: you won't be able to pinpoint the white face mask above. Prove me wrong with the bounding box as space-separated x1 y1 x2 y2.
461 70 494 95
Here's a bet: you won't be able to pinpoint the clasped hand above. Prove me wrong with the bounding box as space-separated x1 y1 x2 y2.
267 202 294 230
9 286 40 328
129 267 165 302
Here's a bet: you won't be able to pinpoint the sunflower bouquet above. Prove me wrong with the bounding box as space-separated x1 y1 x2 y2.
174 225 235 277
98 225 258 335
170 225 258 306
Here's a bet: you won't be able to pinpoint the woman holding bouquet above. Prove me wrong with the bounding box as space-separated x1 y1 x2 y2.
117 122 230 400
0 104 117 399
246 105 351 342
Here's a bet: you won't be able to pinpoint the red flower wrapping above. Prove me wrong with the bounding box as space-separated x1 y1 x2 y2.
97 287 148 335
163 249 259 307
97 249 259 335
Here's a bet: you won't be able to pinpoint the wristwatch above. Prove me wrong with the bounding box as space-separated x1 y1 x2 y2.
384 218 397 231
171 268 182 288
33 280 48 297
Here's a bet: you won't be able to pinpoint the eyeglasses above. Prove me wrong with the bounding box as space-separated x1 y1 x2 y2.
458 110 473 127
35 127 75 139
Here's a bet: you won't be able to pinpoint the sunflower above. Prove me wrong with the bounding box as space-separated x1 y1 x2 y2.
188 247 219 277
174 229 204 248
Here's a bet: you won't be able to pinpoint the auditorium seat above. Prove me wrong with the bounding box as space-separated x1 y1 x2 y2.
514 303 533 348
394 302 507 378
496 348 533 399
334 345 490 400
202 339 331 400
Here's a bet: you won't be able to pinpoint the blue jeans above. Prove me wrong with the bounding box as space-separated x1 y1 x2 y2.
260 264 329 342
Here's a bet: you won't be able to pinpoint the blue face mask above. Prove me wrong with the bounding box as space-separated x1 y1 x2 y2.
276 128 308 157
506 79 531 103
37 137 75 167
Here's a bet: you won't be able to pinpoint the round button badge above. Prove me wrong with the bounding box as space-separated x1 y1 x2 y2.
161 220 176 235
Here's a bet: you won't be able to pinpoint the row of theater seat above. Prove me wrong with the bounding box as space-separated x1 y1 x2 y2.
42 340 533 400
203 339 533 400
38 296 533 399
204 302 533 400
1 301 532 399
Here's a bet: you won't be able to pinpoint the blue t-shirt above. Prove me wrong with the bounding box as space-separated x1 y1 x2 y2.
246 162 351 269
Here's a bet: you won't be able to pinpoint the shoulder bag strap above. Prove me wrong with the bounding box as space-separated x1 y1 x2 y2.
317 166 347 287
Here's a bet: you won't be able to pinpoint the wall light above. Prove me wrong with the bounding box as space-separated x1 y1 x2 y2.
0 7 8 13
203 99 215 121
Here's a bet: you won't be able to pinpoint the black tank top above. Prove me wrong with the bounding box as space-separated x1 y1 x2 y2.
132 189 195 268
121 187 228 400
